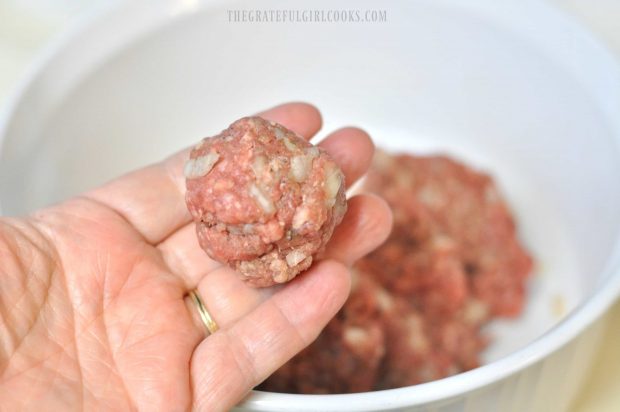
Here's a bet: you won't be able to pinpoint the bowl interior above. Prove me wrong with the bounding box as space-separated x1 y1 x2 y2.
1 0 620 407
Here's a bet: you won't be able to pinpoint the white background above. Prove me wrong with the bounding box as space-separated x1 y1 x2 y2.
0 1 618 410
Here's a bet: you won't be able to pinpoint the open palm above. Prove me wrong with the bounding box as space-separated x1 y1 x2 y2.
0 103 391 411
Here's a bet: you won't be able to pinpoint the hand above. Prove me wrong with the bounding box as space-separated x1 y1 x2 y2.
0 103 392 411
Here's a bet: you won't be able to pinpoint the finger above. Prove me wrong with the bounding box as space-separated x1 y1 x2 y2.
159 224 221 288
323 194 393 266
170 234 282 340
190 260 350 411
183 266 273 338
162 192 390 291
84 102 323 244
317 127 374 189
180 195 390 340
181 194 391 335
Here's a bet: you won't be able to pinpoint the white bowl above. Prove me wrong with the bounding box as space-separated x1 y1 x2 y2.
1 0 620 410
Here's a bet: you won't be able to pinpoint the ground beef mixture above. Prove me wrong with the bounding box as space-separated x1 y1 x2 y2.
185 117 347 287
260 151 533 393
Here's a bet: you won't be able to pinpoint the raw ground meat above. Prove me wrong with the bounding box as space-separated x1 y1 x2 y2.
363 152 532 317
185 116 347 287
260 151 532 393
260 272 388 393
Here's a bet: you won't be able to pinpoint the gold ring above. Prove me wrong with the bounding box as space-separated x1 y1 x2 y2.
189 290 219 336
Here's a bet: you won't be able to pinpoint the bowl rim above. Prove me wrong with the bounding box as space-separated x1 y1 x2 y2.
1 0 619 410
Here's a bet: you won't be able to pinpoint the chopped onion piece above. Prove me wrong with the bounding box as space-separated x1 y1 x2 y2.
249 183 275 214
184 152 220 179
286 249 307 267
281 136 298 152
251 155 266 177
325 168 343 200
274 127 286 140
343 326 369 346
290 155 313 182
306 146 320 158
292 206 310 229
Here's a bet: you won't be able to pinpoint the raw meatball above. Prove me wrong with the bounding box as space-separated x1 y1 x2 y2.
185 116 347 287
